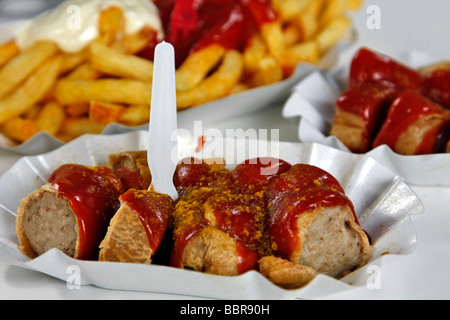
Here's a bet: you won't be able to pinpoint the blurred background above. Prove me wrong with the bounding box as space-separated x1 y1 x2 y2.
0 0 62 23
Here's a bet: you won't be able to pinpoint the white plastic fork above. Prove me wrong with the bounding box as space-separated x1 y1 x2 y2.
147 41 178 200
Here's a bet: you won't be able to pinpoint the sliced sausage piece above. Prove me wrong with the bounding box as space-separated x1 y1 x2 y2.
107 151 151 190
16 184 78 259
265 164 371 279
229 157 291 194
373 91 450 155
181 227 255 276
258 256 317 289
170 185 259 276
99 189 173 264
331 82 398 153
16 164 124 260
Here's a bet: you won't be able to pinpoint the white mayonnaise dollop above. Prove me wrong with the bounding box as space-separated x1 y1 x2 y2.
16 0 164 53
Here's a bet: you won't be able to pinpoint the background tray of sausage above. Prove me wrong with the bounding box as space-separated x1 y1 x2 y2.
283 48 450 186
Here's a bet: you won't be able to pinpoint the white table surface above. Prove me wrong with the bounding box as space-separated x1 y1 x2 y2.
1 0 450 300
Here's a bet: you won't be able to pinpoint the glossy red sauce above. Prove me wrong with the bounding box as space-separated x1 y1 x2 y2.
265 164 346 204
206 193 264 251
230 157 292 194
170 157 359 274
48 164 124 260
422 69 450 109
349 48 422 91
235 241 259 274
119 189 173 253
372 91 449 154
336 82 399 152
170 186 212 269
267 187 355 260
114 167 148 191
265 164 356 260
171 157 286 274
149 0 276 66
195 136 206 153
173 157 230 195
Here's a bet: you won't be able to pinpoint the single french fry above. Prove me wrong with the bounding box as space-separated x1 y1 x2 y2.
89 42 153 81
176 44 226 92
0 40 19 68
319 0 348 27
303 0 325 18
243 35 267 75
59 49 89 75
281 40 320 76
23 104 41 120
1 117 39 142
111 26 157 54
246 56 283 88
229 83 249 96
0 41 59 98
65 104 89 117
59 117 106 141
54 78 151 105
0 54 61 124
97 6 125 45
274 0 312 22
283 23 302 46
36 101 65 135
260 21 286 60
177 50 244 110
66 63 103 80
118 104 150 125
316 16 352 53
89 100 125 124
297 11 319 40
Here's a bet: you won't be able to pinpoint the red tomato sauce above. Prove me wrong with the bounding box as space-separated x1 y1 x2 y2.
265 164 356 260
147 0 276 66
373 91 449 154
349 48 422 91
119 189 173 253
48 164 124 260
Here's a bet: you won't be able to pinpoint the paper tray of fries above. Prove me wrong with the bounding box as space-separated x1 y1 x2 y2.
283 50 450 187
0 131 423 299
0 0 360 155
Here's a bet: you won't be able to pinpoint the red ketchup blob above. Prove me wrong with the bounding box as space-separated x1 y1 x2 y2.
230 157 292 194
150 0 276 67
173 157 230 195
171 157 288 274
422 69 450 109
265 164 357 260
336 82 399 153
349 48 422 91
373 90 450 154
119 189 173 254
48 164 124 260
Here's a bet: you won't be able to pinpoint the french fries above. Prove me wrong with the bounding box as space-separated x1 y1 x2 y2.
55 79 151 105
176 44 226 91
177 50 244 110
0 41 19 68
0 1 361 145
0 54 61 124
0 41 58 98
89 42 154 81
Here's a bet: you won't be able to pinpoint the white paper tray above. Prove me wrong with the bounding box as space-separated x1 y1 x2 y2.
0 20 352 155
283 50 450 187
0 131 423 299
